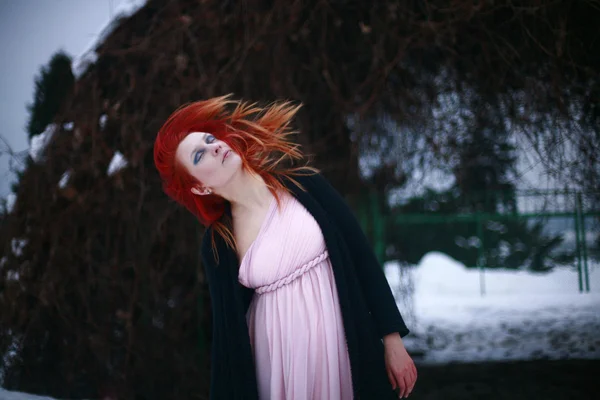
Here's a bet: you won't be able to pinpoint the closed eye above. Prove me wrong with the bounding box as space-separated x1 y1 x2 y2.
191 133 217 165
194 150 204 164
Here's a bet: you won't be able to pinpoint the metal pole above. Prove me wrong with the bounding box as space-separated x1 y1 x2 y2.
476 213 486 296
577 193 591 292
574 192 583 293
370 190 385 264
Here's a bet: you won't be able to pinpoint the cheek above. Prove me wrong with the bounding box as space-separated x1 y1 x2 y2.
227 154 242 169
192 160 219 184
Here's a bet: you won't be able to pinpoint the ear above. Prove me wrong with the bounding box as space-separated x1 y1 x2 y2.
191 186 212 196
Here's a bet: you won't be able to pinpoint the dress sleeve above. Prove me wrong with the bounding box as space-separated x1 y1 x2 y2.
301 173 410 338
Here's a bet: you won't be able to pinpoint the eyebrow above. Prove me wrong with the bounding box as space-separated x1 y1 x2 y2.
189 132 208 162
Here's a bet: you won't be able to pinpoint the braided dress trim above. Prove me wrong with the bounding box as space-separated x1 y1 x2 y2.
255 250 329 294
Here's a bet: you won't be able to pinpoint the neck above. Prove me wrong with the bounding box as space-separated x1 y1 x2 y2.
217 169 272 214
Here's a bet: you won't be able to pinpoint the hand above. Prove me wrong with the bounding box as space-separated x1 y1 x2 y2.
383 333 417 398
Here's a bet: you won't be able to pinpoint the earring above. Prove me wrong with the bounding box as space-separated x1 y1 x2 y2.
192 187 212 196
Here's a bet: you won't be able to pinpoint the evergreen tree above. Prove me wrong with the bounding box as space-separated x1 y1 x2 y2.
453 99 518 213
387 98 570 271
26 51 74 139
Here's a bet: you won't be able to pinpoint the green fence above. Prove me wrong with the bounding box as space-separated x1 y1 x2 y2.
355 189 599 294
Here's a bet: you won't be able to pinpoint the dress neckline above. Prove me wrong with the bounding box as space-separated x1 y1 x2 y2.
238 194 278 273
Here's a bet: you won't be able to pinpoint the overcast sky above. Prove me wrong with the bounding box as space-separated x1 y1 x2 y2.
0 0 116 199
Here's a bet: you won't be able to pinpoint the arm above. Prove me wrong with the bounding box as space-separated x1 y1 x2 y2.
301 172 409 338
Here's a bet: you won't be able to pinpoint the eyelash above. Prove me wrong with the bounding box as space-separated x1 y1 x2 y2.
194 135 216 164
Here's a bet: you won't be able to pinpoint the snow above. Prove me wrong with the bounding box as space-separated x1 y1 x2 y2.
6 270 20 281
385 252 600 365
29 124 56 163
0 389 56 400
72 50 98 79
99 114 107 130
58 171 70 189
5 193 16 213
112 0 148 17
10 238 27 257
107 151 128 176
71 0 147 79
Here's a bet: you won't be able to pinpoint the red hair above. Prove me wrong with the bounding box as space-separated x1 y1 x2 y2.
153 94 317 251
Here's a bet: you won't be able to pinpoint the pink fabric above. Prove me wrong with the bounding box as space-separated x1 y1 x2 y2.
238 191 353 400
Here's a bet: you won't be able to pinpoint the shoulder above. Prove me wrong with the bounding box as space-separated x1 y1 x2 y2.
285 171 328 193
289 172 344 205
283 172 347 219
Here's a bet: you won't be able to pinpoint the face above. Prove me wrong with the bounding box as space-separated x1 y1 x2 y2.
175 131 242 195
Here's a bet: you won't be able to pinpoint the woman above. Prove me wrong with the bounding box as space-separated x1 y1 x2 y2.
153 95 417 399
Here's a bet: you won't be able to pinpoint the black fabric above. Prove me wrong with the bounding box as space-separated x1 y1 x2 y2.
200 173 410 400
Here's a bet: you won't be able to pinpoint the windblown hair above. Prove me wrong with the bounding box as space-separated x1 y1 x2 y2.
153 94 318 252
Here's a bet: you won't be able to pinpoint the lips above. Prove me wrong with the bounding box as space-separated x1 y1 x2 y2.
222 150 230 163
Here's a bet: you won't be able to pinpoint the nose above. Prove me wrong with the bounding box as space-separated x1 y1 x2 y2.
209 142 222 157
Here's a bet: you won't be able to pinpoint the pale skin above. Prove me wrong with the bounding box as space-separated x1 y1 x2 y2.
176 131 417 398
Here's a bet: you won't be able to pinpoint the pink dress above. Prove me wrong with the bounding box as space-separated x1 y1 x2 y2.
238 191 353 400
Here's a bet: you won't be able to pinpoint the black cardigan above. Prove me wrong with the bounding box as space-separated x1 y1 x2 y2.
200 173 409 399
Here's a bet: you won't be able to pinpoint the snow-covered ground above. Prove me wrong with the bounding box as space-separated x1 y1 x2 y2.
0 389 56 400
386 252 600 365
